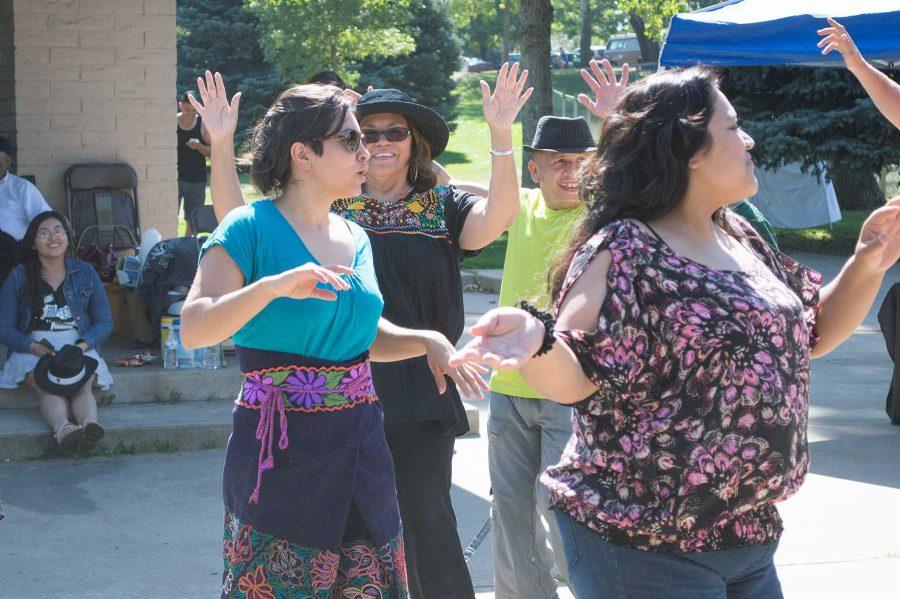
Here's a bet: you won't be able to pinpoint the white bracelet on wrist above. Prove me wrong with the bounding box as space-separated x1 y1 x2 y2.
489 148 514 156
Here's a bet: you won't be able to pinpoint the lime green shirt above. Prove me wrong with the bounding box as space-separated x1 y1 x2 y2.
489 188 586 399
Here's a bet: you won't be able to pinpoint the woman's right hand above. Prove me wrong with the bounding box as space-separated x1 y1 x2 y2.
450 307 546 370
28 342 54 357
578 58 629 119
188 70 241 144
260 263 355 302
817 18 866 73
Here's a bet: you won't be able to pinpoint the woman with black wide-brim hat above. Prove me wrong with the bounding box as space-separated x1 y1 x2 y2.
200 63 532 598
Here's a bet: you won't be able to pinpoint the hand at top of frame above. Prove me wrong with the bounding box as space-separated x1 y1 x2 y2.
817 17 866 73
188 71 241 145
480 62 535 133
578 58 629 119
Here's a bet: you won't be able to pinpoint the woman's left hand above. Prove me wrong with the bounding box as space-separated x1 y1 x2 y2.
481 62 534 132
424 333 490 399
854 197 900 274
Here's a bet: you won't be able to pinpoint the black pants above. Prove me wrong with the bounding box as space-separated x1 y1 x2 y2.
384 421 476 599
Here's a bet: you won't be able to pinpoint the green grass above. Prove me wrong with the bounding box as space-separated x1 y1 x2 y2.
776 210 867 255
461 232 508 270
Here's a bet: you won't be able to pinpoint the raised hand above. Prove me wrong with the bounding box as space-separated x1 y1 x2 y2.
424 333 490 398
817 18 866 72
188 70 241 144
854 197 900 274
481 62 534 131
262 263 355 302
578 58 629 119
450 307 545 370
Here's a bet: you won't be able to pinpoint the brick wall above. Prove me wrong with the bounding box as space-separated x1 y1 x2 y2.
11 0 178 237
0 1 15 146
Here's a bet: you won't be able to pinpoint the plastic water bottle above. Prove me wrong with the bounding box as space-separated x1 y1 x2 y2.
199 344 221 370
163 327 179 369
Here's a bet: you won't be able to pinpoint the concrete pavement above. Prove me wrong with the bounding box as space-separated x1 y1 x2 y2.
1 252 899 597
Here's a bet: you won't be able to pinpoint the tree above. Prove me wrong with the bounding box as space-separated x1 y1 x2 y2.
551 0 621 52
246 0 417 86
618 0 718 62
579 0 591 67
721 67 900 209
518 0 553 187
357 1 461 124
177 0 284 144
444 0 518 63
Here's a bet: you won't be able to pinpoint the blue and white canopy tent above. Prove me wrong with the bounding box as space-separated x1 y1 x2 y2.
659 0 900 68
658 0 900 229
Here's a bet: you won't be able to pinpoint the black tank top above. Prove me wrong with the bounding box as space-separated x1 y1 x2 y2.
176 116 206 182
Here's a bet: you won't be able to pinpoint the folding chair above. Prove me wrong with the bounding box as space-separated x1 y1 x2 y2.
65 163 140 254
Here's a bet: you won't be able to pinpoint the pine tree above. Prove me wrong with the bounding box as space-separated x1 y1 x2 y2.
721 66 900 209
177 0 284 145
357 1 461 126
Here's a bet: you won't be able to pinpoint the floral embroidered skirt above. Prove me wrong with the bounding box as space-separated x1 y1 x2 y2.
221 346 408 598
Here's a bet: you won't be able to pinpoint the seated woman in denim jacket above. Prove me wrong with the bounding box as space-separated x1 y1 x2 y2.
0 211 113 451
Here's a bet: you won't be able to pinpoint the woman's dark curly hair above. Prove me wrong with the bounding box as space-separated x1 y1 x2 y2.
248 83 352 195
20 210 75 320
549 67 721 301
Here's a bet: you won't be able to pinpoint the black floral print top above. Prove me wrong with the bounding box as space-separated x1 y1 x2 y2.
332 186 480 433
542 211 822 552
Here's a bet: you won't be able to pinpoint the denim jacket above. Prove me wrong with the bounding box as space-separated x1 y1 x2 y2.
0 257 113 353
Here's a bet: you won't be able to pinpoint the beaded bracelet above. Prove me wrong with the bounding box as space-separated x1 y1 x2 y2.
517 301 557 357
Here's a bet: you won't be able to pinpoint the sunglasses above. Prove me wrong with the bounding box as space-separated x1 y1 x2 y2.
316 130 363 153
361 127 411 144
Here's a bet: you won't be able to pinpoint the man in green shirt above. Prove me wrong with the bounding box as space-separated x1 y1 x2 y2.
488 116 596 598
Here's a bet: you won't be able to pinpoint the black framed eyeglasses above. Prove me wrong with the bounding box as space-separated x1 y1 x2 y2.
361 127 411 145
315 130 363 153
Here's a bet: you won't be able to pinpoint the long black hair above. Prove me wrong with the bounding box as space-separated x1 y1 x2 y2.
549 67 721 301
20 210 74 319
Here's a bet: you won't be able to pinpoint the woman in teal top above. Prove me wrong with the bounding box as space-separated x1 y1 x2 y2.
202 200 383 359
180 76 484 598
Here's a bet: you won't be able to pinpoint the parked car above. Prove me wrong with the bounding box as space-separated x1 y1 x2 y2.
550 52 564 69
463 57 495 73
604 34 641 66
571 46 606 67
507 53 521 65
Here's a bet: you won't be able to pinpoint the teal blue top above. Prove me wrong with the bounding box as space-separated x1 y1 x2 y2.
200 200 384 361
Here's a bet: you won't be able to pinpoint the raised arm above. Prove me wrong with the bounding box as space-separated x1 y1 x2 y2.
458 62 533 251
188 71 246 223
818 18 900 131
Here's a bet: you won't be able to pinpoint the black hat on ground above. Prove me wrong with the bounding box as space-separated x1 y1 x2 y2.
523 116 596 154
33 344 98 397
355 89 450 159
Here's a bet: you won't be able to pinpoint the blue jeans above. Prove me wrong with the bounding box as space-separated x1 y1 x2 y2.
553 511 784 599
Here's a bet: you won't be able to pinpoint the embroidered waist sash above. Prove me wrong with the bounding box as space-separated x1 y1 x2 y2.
236 347 378 503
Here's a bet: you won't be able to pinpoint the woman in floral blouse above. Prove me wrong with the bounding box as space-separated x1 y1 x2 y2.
450 68 900 598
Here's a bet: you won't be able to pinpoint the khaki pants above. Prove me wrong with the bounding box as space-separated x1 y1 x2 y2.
488 391 574 599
